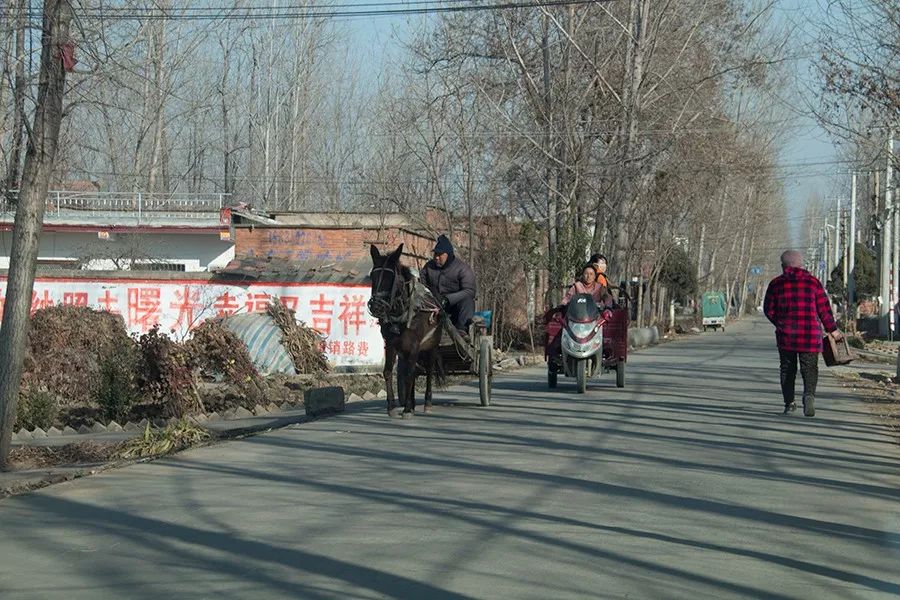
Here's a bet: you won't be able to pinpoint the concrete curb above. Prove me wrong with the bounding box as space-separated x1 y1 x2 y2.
11 350 541 445
855 348 896 364
304 387 346 417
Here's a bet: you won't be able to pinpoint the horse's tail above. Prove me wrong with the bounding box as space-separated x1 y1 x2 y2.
431 346 447 388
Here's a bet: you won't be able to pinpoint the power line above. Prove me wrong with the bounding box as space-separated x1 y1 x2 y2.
1 0 613 22
78 0 507 13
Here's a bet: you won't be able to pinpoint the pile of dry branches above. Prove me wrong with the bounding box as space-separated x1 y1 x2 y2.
267 300 329 374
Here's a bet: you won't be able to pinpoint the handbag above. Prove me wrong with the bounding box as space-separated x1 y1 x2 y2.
822 334 854 367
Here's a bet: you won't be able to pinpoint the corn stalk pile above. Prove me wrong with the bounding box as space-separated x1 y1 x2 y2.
266 300 330 374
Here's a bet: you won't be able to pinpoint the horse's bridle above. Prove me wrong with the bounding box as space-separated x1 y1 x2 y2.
367 265 410 322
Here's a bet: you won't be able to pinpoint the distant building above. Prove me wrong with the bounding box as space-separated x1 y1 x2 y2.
0 190 234 272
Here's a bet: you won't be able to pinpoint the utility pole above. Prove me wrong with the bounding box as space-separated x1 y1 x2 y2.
849 172 857 332
890 130 897 341
0 0 74 467
842 210 849 288
880 144 894 336
834 196 841 269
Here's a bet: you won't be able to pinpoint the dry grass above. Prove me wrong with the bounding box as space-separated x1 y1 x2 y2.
117 420 212 459
834 370 900 443
7 441 123 470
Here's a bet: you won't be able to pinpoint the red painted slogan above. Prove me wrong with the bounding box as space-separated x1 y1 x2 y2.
0 278 381 368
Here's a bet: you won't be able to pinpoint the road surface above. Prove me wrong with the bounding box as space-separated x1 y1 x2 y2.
1 318 898 599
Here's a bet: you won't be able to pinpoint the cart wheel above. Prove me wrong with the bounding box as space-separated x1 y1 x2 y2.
576 359 587 394
616 361 626 388
548 367 557 388
479 337 492 407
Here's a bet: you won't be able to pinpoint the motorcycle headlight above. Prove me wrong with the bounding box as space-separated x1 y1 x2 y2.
569 322 597 339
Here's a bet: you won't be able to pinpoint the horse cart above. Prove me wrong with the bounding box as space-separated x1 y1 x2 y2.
368 243 493 416
437 317 493 407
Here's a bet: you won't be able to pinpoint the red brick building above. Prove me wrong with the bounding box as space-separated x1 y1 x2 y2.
230 209 544 340
232 212 438 266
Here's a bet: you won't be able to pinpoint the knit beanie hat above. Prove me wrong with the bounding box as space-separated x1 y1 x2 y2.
433 234 454 256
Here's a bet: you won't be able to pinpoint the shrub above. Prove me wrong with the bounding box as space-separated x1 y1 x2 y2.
136 327 202 418
16 387 59 431
658 247 699 304
22 306 138 409
96 356 140 422
187 319 266 408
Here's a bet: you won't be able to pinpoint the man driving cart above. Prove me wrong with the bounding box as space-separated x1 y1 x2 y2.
421 235 477 335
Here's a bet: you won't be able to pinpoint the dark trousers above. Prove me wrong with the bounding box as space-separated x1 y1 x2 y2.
448 296 475 331
779 350 819 405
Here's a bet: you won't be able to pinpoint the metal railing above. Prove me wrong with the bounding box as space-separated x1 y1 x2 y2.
1 191 231 222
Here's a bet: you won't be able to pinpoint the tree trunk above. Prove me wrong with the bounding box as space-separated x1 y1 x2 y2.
707 185 729 282
738 191 756 318
0 0 73 468
739 234 756 318
146 13 168 193
219 36 232 195
0 11 15 182
4 0 27 199
610 0 650 283
636 272 645 328
731 199 750 316
288 85 301 208
541 13 562 304
696 222 706 281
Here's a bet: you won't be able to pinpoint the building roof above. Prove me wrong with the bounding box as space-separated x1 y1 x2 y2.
0 191 227 230
256 211 415 229
214 256 372 285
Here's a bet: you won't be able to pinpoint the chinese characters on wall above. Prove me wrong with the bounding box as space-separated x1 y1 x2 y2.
0 278 382 368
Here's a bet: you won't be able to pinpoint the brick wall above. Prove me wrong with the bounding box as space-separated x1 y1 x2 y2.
235 226 439 268
233 217 543 333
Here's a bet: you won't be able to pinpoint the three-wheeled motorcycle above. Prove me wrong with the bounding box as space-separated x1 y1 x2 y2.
701 291 727 332
544 290 629 393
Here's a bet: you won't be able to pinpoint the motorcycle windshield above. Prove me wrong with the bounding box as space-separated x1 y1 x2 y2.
566 293 600 322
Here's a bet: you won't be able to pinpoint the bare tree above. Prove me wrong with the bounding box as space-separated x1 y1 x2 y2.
0 0 74 467
2 0 27 199
815 0 899 149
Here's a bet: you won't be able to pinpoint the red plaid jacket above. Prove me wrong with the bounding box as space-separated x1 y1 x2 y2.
763 266 837 353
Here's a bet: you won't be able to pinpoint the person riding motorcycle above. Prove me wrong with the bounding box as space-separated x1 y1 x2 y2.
562 264 606 305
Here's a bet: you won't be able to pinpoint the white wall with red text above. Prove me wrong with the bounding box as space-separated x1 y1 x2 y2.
0 276 382 370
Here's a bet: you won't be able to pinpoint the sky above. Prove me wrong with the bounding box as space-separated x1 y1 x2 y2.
771 0 843 234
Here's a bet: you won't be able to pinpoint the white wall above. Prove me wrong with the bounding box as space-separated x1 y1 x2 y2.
0 276 381 370
0 230 234 272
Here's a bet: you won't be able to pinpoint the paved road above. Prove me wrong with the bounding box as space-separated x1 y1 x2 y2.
1 319 899 599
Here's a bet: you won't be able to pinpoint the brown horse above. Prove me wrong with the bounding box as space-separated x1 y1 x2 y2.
368 244 444 418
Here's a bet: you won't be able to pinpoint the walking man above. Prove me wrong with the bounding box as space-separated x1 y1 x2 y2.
763 250 843 416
